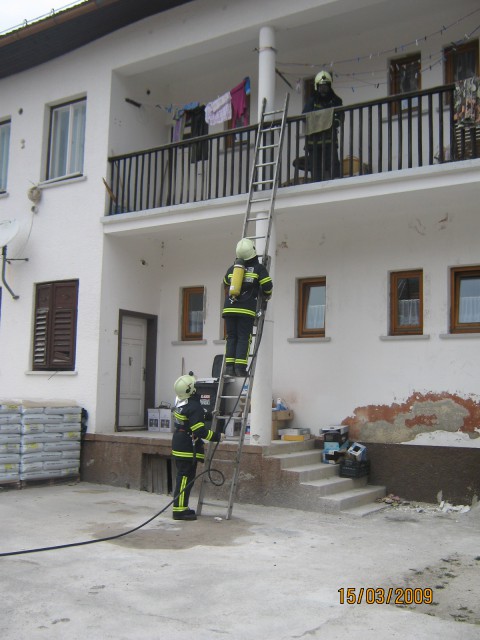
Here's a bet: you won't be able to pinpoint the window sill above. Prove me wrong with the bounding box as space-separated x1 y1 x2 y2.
39 173 86 189
380 334 430 341
439 332 480 339
287 337 331 343
0 191 8 199
25 370 78 376
213 339 226 345
171 340 207 346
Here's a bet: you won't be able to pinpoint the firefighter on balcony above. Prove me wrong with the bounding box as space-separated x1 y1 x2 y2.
172 373 223 521
222 238 273 377
302 70 343 181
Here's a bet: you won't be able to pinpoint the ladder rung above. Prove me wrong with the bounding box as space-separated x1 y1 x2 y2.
258 144 279 150
249 197 271 202
246 216 269 222
264 109 284 116
256 161 276 167
253 179 274 185
261 125 281 132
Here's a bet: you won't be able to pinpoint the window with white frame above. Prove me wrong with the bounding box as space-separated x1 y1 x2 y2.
47 99 86 180
0 120 11 192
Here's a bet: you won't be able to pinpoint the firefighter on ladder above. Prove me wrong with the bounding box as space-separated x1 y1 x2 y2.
171 373 224 520
222 238 273 377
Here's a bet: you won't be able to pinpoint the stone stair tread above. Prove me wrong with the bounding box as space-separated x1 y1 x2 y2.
341 502 388 517
321 485 386 504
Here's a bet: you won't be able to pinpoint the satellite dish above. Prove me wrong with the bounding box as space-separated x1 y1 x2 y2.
0 219 20 249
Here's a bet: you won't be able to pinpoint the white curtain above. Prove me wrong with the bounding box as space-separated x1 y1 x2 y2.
189 310 203 333
398 299 419 326
306 304 325 329
459 296 480 323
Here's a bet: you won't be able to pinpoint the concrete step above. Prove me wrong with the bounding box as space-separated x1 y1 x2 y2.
318 485 387 514
341 502 388 517
269 448 323 470
300 474 369 496
284 462 338 482
265 439 316 456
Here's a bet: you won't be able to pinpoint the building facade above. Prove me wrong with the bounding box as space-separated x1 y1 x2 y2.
1 0 479 503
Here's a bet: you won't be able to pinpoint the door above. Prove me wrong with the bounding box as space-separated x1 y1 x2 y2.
118 316 147 427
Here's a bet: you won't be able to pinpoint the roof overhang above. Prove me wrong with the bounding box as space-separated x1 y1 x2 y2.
0 0 195 80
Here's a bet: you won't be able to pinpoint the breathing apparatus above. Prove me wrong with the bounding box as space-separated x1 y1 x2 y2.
229 238 256 301
229 258 245 300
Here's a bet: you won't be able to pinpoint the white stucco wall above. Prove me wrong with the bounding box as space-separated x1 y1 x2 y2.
1 0 479 437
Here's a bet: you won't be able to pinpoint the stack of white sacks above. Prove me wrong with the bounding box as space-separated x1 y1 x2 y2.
0 400 82 483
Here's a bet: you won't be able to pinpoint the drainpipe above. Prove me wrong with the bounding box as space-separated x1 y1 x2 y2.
250 25 277 447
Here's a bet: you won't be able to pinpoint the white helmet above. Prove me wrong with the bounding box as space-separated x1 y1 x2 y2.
174 374 196 400
315 70 332 89
236 238 256 261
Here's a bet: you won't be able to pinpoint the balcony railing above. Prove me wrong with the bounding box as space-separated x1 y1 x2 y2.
107 84 479 215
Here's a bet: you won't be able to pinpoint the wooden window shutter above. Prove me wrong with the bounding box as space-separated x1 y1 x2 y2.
33 280 78 370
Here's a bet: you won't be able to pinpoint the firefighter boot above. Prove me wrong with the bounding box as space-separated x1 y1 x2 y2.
225 364 236 376
235 365 248 377
173 509 197 521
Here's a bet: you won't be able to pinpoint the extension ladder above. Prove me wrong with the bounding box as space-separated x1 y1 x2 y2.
196 93 289 520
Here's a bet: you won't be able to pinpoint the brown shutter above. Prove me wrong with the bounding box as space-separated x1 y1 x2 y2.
33 284 51 368
51 281 77 367
33 280 78 370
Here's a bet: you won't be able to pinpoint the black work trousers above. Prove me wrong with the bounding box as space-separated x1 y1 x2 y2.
306 139 340 181
224 314 254 367
173 457 197 514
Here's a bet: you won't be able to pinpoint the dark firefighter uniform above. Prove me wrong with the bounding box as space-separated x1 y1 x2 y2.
222 255 272 375
172 393 221 517
302 88 343 181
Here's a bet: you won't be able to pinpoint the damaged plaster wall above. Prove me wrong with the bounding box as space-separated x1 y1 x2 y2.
343 391 480 444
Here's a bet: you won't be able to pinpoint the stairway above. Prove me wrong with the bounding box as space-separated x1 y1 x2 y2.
265 439 386 516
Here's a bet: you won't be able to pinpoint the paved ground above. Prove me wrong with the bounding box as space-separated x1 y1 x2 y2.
0 481 479 639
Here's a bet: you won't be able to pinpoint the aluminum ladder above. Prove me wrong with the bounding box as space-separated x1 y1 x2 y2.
196 93 289 520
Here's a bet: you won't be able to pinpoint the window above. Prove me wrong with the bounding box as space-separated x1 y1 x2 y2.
390 270 423 335
389 54 421 114
33 280 79 370
181 287 204 340
0 120 11 192
298 277 326 338
444 40 479 84
47 99 86 180
450 266 480 333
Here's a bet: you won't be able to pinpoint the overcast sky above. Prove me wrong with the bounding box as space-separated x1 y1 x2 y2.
0 1 85 34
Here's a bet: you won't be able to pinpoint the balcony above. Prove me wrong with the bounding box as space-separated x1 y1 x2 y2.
107 84 479 215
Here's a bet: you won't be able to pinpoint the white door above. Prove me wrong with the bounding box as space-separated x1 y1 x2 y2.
119 316 147 427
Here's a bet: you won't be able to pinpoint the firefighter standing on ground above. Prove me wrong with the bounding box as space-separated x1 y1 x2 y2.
302 70 343 181
222 238 273 377
171 373 223 521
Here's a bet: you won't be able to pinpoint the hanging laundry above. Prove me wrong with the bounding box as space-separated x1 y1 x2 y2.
230 77 250 128
454 76 480 126
205 92 232 125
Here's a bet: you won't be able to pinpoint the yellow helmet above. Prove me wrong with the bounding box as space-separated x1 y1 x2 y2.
236 238 256 261
314 70 332 89
174 374 196 400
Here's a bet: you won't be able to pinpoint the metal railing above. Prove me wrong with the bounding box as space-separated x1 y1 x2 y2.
107 84 478 215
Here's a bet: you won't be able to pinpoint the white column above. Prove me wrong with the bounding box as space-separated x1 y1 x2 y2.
257 25 276 118
250 25 276 446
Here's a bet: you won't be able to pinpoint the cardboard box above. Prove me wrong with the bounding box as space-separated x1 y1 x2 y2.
323 440 349 452
281 434 312 442
323 448 347 464
321 425 349 446
147 408 172 433
347 442 367 461
271 409 293 440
